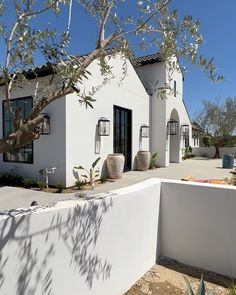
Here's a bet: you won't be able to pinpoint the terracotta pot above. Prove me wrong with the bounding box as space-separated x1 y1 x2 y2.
137 151 151 171
106 153 125 179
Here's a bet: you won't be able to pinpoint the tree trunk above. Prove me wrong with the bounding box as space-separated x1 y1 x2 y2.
214 145 220 158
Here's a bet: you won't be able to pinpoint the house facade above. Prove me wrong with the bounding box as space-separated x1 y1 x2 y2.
0 53 193 187
135 53 192 167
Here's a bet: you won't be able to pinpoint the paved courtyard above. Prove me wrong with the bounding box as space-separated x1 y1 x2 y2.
0 157 234 211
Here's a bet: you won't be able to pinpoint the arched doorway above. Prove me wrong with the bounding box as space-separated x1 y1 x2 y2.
168 109 181 163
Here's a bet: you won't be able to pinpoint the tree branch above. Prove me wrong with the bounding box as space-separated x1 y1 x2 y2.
28 48 105 120
97 0 115 48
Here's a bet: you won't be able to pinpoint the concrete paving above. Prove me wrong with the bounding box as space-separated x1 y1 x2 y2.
0 157 234 211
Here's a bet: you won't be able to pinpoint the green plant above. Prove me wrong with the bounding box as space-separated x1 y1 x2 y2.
184 276 214 295
38 181 45 191
56 183 64 193
149 152 157 170
100 176 107 184
0 167 23 186
75 179 84 190
74 157 101 189
228 282 236 295
182 147 193 160
22 177 34 189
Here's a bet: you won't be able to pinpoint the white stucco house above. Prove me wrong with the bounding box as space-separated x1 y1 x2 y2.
0 52 194 187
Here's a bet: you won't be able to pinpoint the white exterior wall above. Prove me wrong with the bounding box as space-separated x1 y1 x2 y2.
65 57 149 187
0 179 161 295
0 80 67 186
191 130 201 147
136 58 192 167
136 63 167 167
0 57 149 187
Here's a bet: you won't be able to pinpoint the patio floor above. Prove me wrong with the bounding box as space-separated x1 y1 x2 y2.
0 157 234 211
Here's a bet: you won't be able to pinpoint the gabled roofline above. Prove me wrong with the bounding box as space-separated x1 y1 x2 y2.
133 53 162 66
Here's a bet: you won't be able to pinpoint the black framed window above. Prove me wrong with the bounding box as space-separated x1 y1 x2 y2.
174 80 177 97
2 96 33 163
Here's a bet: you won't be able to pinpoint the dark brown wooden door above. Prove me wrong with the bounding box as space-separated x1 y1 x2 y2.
113 106 132 171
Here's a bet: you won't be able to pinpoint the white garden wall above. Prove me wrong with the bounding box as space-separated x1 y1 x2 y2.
0 179 161 295
160 180 236 277
1 178 236 294
192 147 236 158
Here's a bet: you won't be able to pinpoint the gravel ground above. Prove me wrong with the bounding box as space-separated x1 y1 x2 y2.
124 258 231 295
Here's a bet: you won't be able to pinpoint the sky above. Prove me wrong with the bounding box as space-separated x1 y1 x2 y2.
1 0 236 119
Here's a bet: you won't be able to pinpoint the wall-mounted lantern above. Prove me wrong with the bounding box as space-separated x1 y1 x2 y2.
98 117 110 136
181 124 190 138
167 120 178 135
40 113 50 135
140 125 149 138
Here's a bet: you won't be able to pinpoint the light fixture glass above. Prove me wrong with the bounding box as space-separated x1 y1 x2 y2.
167 120 178 135
98 117 110 136
140 125 149 138
40 113 50 135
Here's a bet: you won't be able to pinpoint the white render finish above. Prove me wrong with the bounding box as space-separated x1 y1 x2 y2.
1 179 236 295
65 57 149 187
0 54 194 186
0 78 67 185
136 58 192 167
0 179 161 295
160 180 236 277
0 57 149 186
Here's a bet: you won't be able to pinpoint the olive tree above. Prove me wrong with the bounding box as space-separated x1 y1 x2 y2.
0 0 223 153
195 97 236 158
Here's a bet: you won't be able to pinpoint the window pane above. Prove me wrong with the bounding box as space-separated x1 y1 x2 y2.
2 97 33 163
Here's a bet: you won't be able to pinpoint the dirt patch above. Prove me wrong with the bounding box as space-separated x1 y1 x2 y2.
30 180 111 193
124 258 230 295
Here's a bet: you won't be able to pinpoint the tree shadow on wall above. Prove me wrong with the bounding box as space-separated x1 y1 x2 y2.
0 198 113 294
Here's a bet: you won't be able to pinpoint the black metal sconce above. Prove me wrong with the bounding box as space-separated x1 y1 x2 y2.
140 125 149 138
98 117 110 136
167 120 178 135
40 113 50 135
181 124 190 138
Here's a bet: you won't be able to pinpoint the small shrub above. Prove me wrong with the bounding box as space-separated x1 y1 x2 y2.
23 178 34 189
228 282 236 295
56 183 64 193
149 152 157 170
184 276 213 295
75 179 84 190
100 176 107 184
38 181 45 191
74 157 101 189
0 167 23 186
